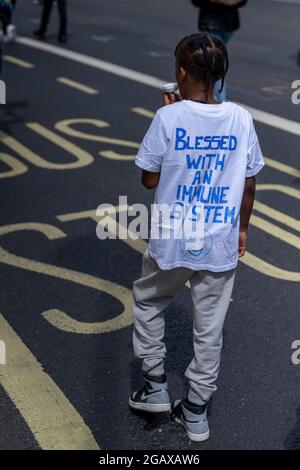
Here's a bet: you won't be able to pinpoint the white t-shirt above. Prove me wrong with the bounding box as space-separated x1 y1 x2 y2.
135 100 264 272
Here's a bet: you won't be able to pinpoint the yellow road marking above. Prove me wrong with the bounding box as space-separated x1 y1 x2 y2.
55 118 139 160
55 118 140 148
131 107 155 119
0 222 132 334
257 183 300 199
0 129 94 170
57 205 147 254
241 252 300 282
0 314 100 449
3 55 34 69
57 205 128 222
99 150 135 160
254 200 300 232
0 153 28 179
56 77 98 95
250 214 300 250
264 156 300 179
26 122 94 169
0 127 94 170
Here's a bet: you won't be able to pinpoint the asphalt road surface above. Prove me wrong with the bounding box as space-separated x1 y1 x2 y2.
0 0 299 451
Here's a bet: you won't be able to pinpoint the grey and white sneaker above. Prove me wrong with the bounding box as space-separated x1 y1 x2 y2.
171 399 209 442
129 374 171 413
4 25 17 44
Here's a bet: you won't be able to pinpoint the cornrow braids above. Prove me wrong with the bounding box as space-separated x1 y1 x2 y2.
175 32 229 95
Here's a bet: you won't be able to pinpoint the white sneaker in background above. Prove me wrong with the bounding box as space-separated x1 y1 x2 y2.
4 25 17 44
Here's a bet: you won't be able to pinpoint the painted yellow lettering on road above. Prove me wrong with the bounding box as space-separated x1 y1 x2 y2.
0 128 94 170
57 206 146 254
0 153 28 179
0 222 132 334
55 118 139 161
26 123 94 169
99 150 135 161
0 314 99 449
55 118 140 149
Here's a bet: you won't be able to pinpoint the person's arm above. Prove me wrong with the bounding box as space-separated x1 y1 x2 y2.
239 176 256 257
141 170 160 189
135 112 169 188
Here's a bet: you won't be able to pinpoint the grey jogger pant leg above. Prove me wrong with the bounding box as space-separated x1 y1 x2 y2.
132 249 236 405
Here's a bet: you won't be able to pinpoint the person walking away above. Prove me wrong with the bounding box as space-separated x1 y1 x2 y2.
34 0 67 43
2 0 17 43
191 0 247 101
0 0 17 74
129 32 264 442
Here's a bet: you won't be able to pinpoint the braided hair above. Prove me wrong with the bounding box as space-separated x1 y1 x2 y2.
175 32 229 95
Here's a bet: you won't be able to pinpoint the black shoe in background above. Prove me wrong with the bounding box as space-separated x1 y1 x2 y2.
33 29 46 40
58 33 67 44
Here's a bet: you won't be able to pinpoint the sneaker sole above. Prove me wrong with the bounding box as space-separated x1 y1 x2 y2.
129 398 171 413
173 416 210 442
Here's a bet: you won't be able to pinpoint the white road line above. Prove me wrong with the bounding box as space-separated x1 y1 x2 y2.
234 101 300 137
91 35 115 43
271 0 300 4
149 51 171 58
16 36 165 89
16 36 300 137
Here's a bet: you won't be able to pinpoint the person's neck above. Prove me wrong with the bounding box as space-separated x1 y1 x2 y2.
183 86 217 104
187 94 217 104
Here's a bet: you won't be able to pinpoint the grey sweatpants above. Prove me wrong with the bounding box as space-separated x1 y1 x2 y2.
132 249 236 405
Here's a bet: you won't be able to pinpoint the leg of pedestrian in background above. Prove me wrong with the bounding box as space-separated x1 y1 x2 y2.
171 268 235 442
3 0 17 43
0 40 2 76
34 0 53 39
57 0 67 43
129 248 192 413
212 31 233 101
0 1 13 72
191 0 247 100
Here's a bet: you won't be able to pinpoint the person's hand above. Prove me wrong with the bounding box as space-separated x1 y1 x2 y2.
163 92 181 106
238 229 248 257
